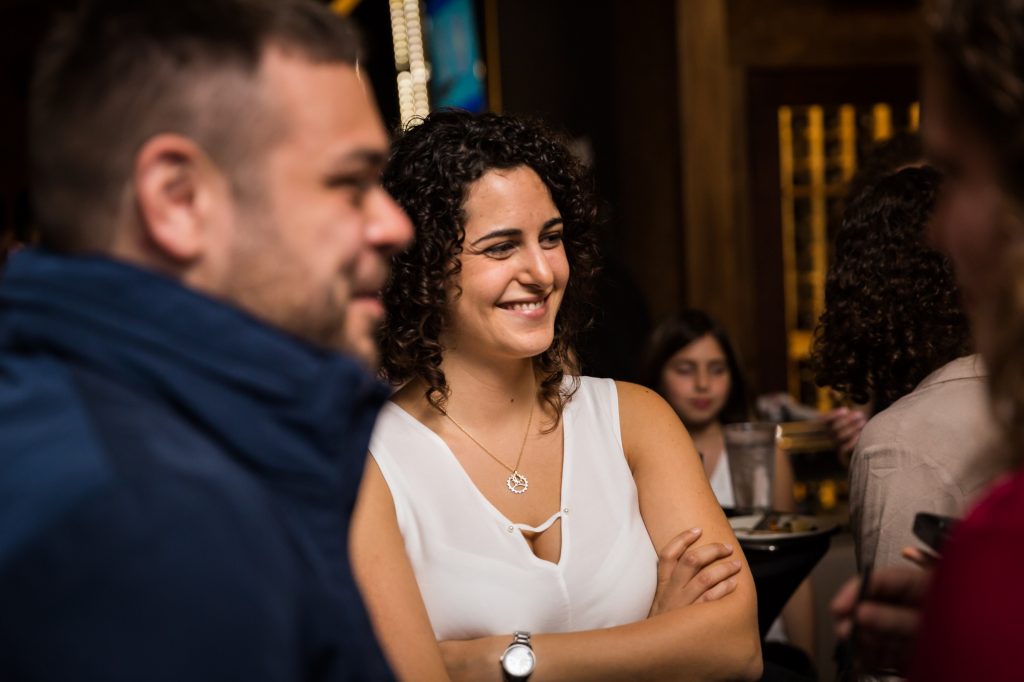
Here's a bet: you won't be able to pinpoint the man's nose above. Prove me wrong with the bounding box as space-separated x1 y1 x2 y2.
368 187 414 256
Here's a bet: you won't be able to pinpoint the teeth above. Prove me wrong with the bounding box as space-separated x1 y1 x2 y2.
508 300 543 311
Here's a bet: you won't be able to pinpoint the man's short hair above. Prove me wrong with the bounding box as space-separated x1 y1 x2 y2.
30 0 362 251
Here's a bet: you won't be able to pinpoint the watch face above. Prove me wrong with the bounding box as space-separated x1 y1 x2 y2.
502 644 536 677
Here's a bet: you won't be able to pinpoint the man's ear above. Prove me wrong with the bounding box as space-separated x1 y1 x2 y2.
132 134 225 263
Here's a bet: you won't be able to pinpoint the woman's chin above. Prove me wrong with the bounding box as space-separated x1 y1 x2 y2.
511 345 553 362
678 413 719 431
500 333 555 360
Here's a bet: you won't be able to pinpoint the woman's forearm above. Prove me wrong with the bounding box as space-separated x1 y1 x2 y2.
443 590 761 682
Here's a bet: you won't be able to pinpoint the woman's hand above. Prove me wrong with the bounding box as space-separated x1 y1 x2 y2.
649 527 741 617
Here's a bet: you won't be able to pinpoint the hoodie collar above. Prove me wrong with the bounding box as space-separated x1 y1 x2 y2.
0 249 389 493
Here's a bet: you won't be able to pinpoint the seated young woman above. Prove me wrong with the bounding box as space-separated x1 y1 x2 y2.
642 310 815 662
350 110 761 681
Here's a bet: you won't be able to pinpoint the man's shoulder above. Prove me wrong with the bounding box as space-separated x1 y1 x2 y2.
0 353 275 565
0 354 306 680
853 406 907 456
0 354 117 564
888 357 988 417
857 369 995 457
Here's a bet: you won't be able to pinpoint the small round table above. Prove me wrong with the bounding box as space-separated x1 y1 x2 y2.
726 511 838 638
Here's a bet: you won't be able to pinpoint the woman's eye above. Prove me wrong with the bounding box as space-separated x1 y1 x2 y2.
483 242 516 257
541 231 564 247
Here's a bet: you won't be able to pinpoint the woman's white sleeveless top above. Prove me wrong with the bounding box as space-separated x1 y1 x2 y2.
368 376 658 640
708 449 736 508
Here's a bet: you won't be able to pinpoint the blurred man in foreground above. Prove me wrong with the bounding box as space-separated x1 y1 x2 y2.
0 0 412 679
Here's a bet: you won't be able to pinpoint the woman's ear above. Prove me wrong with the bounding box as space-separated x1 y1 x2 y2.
132 133 222 263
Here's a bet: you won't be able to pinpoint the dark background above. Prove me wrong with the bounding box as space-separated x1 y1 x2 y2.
0 0 923 393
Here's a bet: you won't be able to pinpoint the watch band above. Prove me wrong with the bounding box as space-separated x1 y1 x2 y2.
511 631 531 647
500 631 535 681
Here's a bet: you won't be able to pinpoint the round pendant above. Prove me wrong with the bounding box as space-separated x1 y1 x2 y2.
507 471 528 494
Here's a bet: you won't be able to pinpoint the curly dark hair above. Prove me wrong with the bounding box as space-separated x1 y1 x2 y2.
813 165 971 411
379 109 601 423
641 309 751 425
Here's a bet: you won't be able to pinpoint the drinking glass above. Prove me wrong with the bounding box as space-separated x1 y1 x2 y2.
724 422 778 513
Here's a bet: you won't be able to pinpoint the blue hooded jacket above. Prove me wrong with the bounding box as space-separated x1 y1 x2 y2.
0 250 393 681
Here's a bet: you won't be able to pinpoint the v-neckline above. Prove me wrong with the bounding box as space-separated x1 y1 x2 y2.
384 400 572 568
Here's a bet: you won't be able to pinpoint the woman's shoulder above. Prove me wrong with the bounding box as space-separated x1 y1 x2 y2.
586 380 685 458
571 376 663 402
566 377 676 425
369 396 437 455
568 377 666 414
611 380 675 415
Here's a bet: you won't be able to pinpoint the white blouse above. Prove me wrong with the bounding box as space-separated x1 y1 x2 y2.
707 449 736 508
369 376 658 640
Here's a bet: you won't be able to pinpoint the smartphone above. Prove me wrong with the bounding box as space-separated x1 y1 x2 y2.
912 512 957 554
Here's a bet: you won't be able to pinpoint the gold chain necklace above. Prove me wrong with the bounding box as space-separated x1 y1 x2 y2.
442 399 535 494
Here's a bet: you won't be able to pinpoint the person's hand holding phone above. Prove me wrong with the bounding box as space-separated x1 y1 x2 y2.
901 545 940 569
831 565 932 676
900 511 957 569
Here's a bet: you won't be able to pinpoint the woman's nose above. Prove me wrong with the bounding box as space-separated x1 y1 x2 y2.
520 244 555 287
694 369 710 390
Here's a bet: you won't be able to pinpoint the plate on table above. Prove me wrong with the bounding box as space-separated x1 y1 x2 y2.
729 513 837 543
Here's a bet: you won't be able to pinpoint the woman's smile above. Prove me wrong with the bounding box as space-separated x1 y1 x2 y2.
498 294 550 318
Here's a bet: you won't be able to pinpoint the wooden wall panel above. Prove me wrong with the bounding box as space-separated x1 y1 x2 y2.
728 0 923 68
676 0 756 374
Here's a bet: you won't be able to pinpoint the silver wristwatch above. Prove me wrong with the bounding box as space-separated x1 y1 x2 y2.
500 631 535 681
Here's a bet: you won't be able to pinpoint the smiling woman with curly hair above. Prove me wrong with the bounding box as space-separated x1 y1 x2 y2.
813 165 997 573
349 109 761 681
377 110 600 421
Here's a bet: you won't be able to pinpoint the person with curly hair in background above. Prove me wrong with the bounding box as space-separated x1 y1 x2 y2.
348 109 762 681
814 165 998 579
